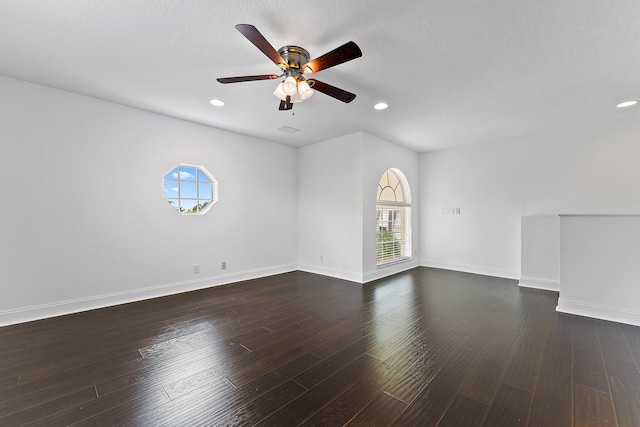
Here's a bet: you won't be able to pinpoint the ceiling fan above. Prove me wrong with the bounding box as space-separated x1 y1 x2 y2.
217 24 362 111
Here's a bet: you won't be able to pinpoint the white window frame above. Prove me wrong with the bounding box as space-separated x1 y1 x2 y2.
376 169 412 266
163 163 218 215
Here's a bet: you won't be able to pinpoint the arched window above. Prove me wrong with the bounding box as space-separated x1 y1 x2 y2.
376 169 412 265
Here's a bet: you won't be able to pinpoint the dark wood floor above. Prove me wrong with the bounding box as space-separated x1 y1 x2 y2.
1 267 640 426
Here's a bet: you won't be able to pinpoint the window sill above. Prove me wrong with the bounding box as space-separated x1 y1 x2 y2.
376 257 412 268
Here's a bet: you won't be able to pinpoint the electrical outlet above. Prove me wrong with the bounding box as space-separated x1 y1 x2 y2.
221 261 227 270
455 208 460 214
193 265 200 274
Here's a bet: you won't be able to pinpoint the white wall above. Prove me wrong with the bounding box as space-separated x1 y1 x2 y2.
297 131 420 283
362 132 420 282
297 132 364 282
519 215 560 291
559 215 640 326
0 76 298 326
420 116 640 279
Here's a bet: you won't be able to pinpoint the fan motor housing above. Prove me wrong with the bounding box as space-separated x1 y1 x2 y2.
278 46 310 72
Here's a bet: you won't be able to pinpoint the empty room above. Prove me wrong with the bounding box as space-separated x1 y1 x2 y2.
1 1 640 426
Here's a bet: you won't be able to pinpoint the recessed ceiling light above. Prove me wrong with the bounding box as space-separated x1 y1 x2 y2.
209 99 225 107
374 102 388 110
616 100 638 108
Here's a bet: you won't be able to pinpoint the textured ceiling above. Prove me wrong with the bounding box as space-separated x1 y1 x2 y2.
1 0 639 152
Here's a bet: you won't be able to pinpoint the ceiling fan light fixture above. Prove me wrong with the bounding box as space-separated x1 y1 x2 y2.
291 91 304 103
298 80 314 100
273 82 287 101
283 76 298 96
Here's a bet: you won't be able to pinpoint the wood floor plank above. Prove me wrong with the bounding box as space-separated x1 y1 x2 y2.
436 393 488 427
255 354 384 426
195 380 306 426
294 338 371 390
133 353 321 426
460 352 509 406
344 391 406 426
573 317 610 394
227 321 353 388
46 382 171 427
605 361 640 427
622 323 640 366
383 328 466 404
0 351 142 416
574 383 617 427
391 347 479 426
300 348 407 427
382 349 441 404
482 383 532 426
0 387 96 426
0 376 17 392
114 376 235 426
502 316 550 393
0 268 638 425
597 322 640 427
528 313 574 427
181 353 323 425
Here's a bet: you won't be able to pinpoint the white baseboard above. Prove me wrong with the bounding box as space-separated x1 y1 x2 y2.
362 260 419 283
0 264 296 327
219 264 297 286
297 263 363 283
556 298 640 327
420 259 519 280
518 277 560 292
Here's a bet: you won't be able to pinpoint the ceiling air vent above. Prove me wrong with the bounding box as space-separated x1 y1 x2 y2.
278 125 300 134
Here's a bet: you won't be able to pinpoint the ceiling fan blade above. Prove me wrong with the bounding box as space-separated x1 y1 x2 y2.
235 24 286 69
307 79 356 103
217 74 280 84
279 96 293 110
303 41 362 74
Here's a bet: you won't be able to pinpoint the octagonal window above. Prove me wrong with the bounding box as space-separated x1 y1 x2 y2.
163 164 218 215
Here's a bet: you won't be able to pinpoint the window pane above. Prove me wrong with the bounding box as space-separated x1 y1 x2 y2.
378 172 388 188
180 181 198 199
164 179 179 197
376 202 410 265
197 169 211 183
387 171 399 189
180 199 198 213
199 182 213 199
379 187 396 202
166 199 179 208
179 166 197 181
167 166 180 180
